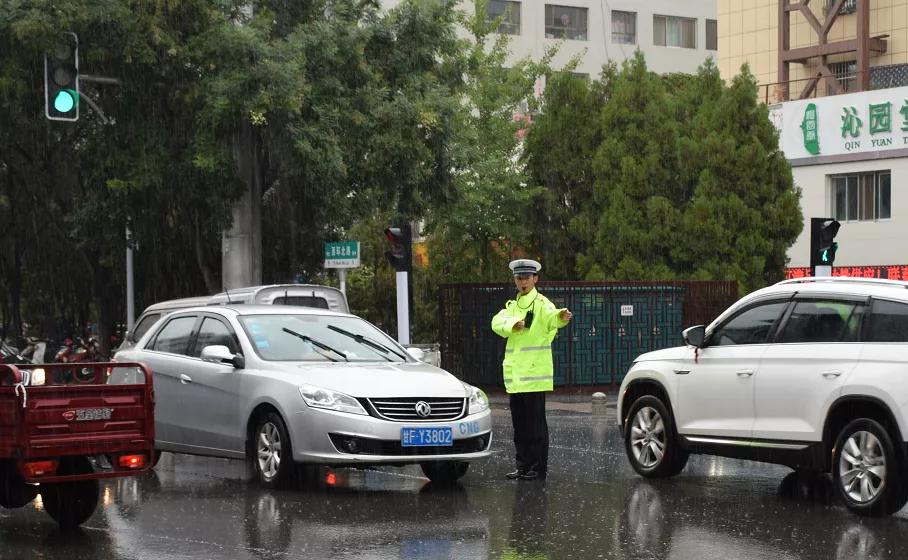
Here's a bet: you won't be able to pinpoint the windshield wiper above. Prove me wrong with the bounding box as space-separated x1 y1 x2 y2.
282 327 348 362
326 325 408 361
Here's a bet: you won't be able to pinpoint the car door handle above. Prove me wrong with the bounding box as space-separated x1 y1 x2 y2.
673 369 690 375
180 374 192 384
821 370 843 379
736 369 755 377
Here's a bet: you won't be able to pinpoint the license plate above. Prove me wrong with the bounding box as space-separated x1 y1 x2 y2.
400 427 453 447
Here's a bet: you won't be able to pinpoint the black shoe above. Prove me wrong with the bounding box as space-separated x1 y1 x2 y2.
518 470 540 480
505 469 526 480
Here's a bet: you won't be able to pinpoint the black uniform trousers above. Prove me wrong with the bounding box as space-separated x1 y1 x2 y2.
509 391 549 474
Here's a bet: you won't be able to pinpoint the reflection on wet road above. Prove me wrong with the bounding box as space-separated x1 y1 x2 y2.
1 409 907 559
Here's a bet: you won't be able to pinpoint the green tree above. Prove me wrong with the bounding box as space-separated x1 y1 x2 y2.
424 0 551 283
525 53 802 291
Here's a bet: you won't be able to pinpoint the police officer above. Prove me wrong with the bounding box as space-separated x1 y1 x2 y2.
491 259 572 480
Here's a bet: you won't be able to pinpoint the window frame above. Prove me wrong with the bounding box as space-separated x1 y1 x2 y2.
705 297 792 347
831 170 891 223
611 10 636 45
544 4 589 41
862 297 908 343
653 14 697 49
189 314 240 357
706 19 717 51
486 0 521 36
148 314 200 356
771 296 868 344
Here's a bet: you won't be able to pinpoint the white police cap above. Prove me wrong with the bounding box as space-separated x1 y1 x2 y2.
509 259 542 276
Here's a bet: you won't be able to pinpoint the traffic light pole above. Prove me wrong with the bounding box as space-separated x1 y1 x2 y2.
396 271 410 345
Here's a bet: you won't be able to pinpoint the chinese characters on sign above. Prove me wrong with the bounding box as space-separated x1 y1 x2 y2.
785 265 908 281
778 86 908 159
324 241 361 269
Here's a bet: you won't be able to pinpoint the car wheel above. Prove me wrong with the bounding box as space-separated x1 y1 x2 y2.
624 395 688 478
833 418 908 516
420 461 469 486
151 449 163 468
251 412 295 489
41 457 99 529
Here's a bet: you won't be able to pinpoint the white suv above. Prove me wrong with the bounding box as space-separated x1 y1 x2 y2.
618 277 908 516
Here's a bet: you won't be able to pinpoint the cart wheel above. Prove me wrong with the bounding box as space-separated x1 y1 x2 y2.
0 462 37 509
41 457 99 529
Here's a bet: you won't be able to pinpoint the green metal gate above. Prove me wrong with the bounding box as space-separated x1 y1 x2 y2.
438 281 737 388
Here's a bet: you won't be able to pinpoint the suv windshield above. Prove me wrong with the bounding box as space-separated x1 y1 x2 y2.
239 314 408 363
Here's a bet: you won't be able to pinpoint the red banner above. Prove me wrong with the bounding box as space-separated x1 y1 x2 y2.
785 265 908 280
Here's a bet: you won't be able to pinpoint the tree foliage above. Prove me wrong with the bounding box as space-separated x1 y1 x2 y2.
525 53 802 292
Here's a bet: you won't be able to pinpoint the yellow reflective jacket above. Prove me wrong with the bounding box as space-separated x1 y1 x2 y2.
490 288 569 393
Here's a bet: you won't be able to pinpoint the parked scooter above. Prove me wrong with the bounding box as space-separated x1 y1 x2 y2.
54 337 105 383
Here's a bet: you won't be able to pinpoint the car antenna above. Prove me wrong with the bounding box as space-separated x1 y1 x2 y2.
226 289 233 304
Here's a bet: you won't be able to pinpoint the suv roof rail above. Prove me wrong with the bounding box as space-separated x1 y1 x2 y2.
776 276 908 289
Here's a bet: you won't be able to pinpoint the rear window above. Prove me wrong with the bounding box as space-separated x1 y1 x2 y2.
132 313 162 342
273 296 329 309
864 300 908 342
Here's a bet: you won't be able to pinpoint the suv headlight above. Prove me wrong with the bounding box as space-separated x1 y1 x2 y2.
466 384 489 415
299 384 367 415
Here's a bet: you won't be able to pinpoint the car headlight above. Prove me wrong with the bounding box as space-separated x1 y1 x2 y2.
299 384 367 415
466 384 489 415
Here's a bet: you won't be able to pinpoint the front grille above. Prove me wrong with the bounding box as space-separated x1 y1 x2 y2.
365 397 466 422
329 433 490 456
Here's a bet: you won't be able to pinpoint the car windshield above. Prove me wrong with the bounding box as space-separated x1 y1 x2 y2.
238 314 409 363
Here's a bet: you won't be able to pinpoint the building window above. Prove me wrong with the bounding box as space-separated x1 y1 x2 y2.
831 60 857 92
611 11 636 44
825 0 857 14
706 19 717 50
832 171 891 222
654 15 697 49
487 0 520 35
545 5 588 41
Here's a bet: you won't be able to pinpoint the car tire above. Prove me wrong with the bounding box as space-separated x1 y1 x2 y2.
420 461 469 486
41 457 99 529
624 395 688 478
832 418 908 516
151 449 163 468
251 412 296 489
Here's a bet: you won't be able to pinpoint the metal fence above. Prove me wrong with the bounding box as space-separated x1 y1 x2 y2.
438 281 738 389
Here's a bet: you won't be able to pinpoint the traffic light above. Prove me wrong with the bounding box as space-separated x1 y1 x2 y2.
384 225 412 272
810 218 841 272
45 32 79 121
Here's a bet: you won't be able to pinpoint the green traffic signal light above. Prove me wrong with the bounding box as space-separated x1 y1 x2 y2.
819 242 838 264
53 89 77 113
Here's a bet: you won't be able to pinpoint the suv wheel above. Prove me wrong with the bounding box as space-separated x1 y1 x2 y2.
833 418 908 516
624 395 688 478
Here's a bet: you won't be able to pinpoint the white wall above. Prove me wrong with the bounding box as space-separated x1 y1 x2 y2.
789 158 908 268
380 1 717 78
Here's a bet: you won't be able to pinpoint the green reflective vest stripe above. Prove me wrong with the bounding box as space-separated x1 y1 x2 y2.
491 288 569 394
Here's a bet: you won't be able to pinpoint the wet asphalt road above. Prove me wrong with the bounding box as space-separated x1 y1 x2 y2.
2 405 908 560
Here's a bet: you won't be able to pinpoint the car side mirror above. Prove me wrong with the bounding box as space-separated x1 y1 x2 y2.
201 345 244 369
682 325 706 348
405 347 425 361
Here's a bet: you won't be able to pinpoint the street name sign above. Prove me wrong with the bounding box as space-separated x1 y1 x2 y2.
324 241 360 268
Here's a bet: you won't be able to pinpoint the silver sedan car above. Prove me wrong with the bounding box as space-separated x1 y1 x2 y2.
112 305 492 487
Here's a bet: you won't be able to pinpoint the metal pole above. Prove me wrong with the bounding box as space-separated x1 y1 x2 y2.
126 226 135 332
396 271 410 345
338 268 347 296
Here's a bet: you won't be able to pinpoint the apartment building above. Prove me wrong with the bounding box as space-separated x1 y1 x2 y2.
382 1 717 78
719 0 908 278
